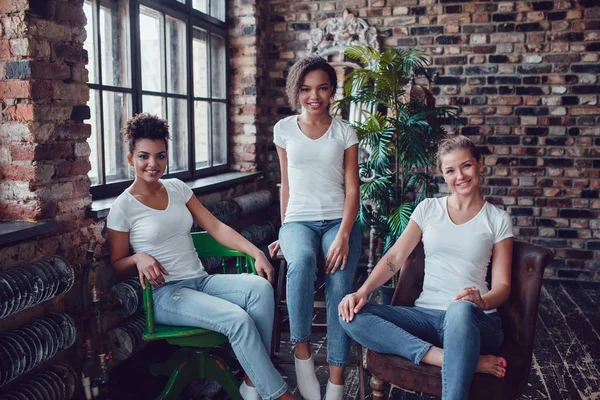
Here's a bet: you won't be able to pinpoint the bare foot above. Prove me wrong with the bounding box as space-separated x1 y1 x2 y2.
476 355 506 378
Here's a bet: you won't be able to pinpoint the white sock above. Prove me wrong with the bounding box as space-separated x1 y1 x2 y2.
294 355 321 400
240 381 261 400
324 381 344 400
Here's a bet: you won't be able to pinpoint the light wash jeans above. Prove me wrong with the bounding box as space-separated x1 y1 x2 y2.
153 273 287 400
279 219 362 366
340 300 504 400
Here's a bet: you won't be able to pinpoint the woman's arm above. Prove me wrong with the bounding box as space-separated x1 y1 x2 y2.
324 144 360 274
359 220 422 296
108 228 168 289
276 145 289 223
186 196 274 283
268 145 289 258
339 220 422 321
454 237 513 310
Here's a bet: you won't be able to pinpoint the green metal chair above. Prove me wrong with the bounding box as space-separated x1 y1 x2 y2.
141 231 257 400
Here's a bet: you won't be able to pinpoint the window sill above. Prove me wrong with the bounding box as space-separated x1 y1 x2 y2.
0 220 59 247
87 171 264 219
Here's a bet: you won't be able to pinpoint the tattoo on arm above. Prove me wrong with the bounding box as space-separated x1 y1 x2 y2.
386 258 396 273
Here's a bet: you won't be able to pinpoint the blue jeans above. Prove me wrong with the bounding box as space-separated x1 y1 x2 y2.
340 301 504 400
153 273 287 400
279 219 362 366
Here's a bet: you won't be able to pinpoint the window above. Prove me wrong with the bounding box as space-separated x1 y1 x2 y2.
84 0 228 198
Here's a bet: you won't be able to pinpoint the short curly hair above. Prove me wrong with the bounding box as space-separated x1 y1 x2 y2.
121 113 170 154
285 56 337 110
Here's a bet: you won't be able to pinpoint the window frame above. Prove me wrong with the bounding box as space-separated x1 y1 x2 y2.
87 0 230 199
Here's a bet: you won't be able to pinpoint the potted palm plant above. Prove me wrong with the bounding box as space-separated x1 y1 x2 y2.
335 45 459 304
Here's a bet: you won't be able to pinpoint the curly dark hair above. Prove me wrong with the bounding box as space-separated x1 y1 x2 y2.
121 113 170 154
285 56 337 110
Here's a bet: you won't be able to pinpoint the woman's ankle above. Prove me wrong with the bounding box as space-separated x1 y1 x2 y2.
277 393 295 400
328 365 345 385
294 342 311 360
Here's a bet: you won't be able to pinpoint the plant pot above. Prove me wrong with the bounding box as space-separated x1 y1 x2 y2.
379 285 395 305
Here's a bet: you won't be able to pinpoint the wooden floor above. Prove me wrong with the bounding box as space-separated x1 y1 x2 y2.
276 280 600 400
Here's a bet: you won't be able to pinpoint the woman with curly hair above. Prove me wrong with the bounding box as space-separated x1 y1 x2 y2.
268 57 361 400
107 113 294 400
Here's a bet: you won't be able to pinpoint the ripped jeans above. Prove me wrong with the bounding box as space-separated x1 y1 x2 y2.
152 273 288 400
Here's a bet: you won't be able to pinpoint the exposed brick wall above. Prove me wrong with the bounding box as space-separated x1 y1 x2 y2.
260 0 600 280
0 0 93 264
228 0 270 175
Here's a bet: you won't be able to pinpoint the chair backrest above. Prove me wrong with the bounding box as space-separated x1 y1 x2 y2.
391 240 553 360
142 231 257 335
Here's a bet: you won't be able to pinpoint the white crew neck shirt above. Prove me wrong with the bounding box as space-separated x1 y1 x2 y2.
273 115 358 223
410 197 514 313
106 178 207 283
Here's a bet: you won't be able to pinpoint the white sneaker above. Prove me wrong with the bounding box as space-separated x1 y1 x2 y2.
324 381 344 400
240 381 261 400
294 355 321 400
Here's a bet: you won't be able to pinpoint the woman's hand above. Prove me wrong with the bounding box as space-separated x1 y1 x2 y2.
254 252 274 284
134 252 168 289
325 236 350 274
453 286 488 310
268 240 281 259
338 290 368 322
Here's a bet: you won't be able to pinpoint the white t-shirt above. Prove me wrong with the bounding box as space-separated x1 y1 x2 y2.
410 197 514 313
106 178 207 283
273 115 358 223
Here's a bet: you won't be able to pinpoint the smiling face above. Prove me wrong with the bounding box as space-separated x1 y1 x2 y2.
440 148 483 195
298 69 335 116
128 138 168 184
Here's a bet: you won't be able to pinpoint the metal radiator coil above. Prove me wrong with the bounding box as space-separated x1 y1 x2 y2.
0 256 75 319
0 313 76 387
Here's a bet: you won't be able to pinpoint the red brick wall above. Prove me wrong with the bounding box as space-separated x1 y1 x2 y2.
0 0 93 265
229 0 269 173
260 0 600 280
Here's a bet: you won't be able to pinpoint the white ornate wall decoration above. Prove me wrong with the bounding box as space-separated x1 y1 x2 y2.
306 9 379 67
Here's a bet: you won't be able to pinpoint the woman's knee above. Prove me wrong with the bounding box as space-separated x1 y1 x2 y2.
338 312 369 338
250 274 273 295
286 247 318 272
248 275 274 306
445 300 480 325
326 271 354 301
227 308 255 336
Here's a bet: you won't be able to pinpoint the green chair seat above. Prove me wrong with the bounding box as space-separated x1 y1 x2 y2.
143 325 228 347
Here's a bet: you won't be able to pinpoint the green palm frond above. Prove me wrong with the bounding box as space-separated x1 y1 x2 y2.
360 175 393 205
387 202 414 238
398 48 430 75
356 203 373 231
344 45 461 271
345 45 381 66
408 172 440 203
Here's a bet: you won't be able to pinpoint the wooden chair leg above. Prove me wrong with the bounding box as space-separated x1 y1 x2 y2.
150 348 192 377
357 344 366 400
204 354 243 400
154 350 199 400
151 348 242 400
370 375 387 400
271 259 287 356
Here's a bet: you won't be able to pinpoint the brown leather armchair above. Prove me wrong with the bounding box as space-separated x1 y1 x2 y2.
367 240 554 400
